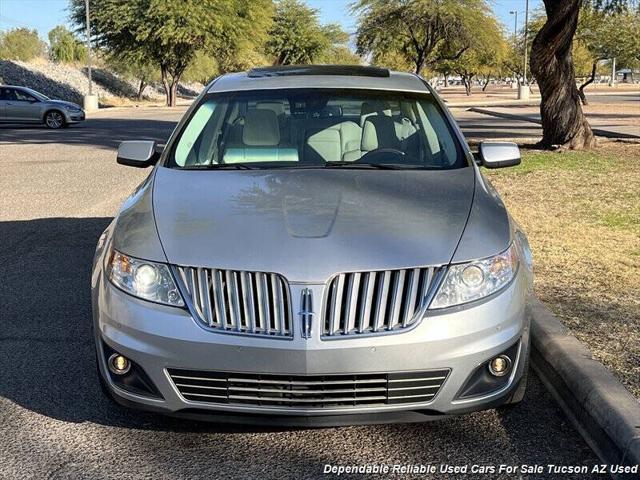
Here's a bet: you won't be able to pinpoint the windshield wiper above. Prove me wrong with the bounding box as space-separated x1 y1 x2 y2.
182 163 257 170
323 162 408 170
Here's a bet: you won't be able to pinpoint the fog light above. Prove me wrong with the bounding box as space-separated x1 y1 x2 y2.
488 355 511 377
108 353 131 375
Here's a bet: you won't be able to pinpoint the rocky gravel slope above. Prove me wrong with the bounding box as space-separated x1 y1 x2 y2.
0 59 202 105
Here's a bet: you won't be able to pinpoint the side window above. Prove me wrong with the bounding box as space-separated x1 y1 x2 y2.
14 90 36 102
0 88 17 101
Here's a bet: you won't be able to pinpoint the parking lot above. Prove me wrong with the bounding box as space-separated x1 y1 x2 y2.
0 107 600 479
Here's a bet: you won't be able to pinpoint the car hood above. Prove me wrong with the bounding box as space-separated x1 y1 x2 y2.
152 166 475 282
47 99 81 109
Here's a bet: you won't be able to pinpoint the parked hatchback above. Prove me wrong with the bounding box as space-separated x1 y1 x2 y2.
92 65 533 425
0 85 85 128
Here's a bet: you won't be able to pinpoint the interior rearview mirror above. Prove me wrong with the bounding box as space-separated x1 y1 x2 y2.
117 140 159 168
478 142 521 169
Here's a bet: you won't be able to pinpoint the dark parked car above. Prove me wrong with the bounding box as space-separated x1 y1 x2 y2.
0 85 85 128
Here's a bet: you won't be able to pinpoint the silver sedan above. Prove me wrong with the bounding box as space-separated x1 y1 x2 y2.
92 65 534 426
0 85 85 128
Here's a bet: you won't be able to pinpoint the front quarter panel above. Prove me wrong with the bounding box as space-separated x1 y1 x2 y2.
110 171 166 262
452 170 512 263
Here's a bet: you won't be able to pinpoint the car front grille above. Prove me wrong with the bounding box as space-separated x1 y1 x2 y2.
167 369 450 409
323 267 441 337
175 267 292 337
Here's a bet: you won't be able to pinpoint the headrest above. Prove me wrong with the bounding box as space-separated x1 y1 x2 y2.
360 101 392 126
243 109 280 146
256 101 286 117
400 101 417 122
361 116 401 151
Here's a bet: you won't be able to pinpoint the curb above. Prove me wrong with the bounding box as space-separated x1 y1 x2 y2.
530 299 640 471
468 107 640 140
446 99 540 108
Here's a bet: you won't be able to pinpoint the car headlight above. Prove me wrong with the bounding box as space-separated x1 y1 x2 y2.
63 105 82 112
429 244 519 309
106 250 184 307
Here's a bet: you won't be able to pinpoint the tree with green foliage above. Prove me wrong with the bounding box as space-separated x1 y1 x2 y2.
316 23 361 65
183 51 219 85
70 0 272 106
530 0 636 149
353 0 494 76
105 53 159 99
265 0 330 65
48 26 86 63
0 28 45 61
575 4 640 103
434 13 505 95
369 50 414 72
502 13 545 86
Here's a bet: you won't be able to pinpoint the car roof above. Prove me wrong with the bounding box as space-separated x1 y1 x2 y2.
207 65 429 94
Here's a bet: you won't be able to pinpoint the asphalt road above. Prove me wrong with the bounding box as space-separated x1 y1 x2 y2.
0 108 600 479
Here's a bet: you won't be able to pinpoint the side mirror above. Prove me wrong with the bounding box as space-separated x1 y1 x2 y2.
478 142 521 169
117 140 159 168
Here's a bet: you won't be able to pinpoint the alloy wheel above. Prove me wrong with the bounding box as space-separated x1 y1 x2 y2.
45 111 64 129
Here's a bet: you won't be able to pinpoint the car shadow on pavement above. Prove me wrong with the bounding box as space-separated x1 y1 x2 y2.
0 217 605 468
0 217 289 434
0 117 178 150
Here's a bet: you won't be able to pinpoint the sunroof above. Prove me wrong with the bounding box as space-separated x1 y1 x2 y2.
247 65 391 78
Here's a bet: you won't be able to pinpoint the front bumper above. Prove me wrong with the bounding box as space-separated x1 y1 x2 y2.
64 110 85 123
92 266 531 423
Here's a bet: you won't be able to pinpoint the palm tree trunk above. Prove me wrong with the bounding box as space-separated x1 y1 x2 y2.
530 0 595 149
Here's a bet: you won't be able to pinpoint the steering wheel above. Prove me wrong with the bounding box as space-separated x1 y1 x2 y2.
357 148 407 164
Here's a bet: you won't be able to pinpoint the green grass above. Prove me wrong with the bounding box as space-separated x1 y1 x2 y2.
489 149 622 176
600 210 640 232
486 147 640 235
484 143 640 397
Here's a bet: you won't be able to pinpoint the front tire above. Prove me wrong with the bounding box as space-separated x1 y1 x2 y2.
44 110 65 129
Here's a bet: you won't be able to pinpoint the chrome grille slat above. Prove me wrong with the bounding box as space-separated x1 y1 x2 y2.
388 270 405 330
227 271 241 331
388 384 441 391
403 268 420 327
176 267 291 337
256 273 270 334
241 272 256 333
175 383 227 390
329 274 345 335
359 272 376 333
270 273 286 335
222 386 388 395
324 266 440 337
388 376 447 382
228 395 389 404
199 268 214 326
372 271 390 332
169 369 449 409
227 378 387 386
344 273 360 334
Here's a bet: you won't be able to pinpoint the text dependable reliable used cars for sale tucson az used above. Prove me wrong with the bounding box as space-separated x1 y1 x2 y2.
92 65 534 426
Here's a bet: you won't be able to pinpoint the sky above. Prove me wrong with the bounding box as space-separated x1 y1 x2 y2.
0 0 543 43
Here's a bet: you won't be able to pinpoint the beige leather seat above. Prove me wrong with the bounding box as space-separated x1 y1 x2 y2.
224 109 298 163
304 121 362 162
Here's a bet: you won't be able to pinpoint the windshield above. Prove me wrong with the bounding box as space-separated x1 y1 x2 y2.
169 88 466 170
24 88 49 101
